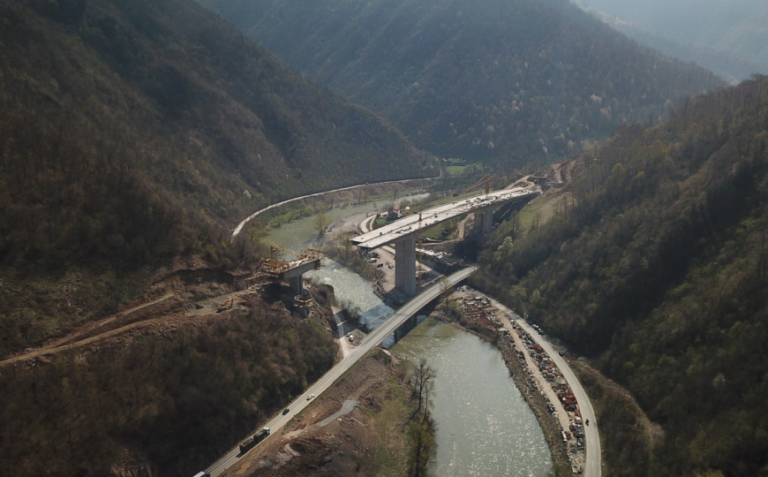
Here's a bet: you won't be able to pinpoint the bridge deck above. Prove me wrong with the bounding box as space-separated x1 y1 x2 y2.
352 187 539 249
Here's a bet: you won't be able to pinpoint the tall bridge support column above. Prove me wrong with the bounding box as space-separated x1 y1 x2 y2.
288 275 304 296
475 208 493 235
281 258 322 296
394 233 417 296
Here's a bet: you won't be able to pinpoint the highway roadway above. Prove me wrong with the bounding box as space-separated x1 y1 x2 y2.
231 177 433 238
353 187 538 249
488 296 602 477
204 266 477 476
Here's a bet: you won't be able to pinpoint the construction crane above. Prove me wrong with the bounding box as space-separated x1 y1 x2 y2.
268 240 299 261
268 241 324 261
465 174 493 195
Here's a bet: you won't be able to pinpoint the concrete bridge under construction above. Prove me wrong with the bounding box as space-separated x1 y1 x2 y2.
352 187 539 296
262 248 324 295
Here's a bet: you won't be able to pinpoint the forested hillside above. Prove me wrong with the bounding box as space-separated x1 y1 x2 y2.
0 0 407 473
0 0 429 353
0 296 337 476
475 76 768 476
198 0 724 166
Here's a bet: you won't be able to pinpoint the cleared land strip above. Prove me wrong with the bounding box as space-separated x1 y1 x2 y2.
0 291 243 367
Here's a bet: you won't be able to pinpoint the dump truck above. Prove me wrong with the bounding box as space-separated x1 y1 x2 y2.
239 427 270 453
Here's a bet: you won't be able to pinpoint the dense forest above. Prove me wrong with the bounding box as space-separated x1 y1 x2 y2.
0 298 337 476
0 0 430 228
0 0 431 354
198 0 724 167
474 76 768 476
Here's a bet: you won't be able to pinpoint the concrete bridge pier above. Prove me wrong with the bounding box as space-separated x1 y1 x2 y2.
475 208 494 235
281 259 322 295
394 233 417 296
288 275 304 295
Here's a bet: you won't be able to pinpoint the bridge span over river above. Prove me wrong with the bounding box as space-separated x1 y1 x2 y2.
206 266 477 477
352 186 539 295
208 184 600 477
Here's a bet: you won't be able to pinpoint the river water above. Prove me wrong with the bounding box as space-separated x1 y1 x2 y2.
265 199 553 476
266 201 396 341
393 319 552 476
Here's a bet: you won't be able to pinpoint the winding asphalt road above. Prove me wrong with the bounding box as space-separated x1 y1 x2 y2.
231 177 432 238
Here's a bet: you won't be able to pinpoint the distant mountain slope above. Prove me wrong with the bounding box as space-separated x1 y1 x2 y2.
599 14 766 84
576 1 768 83
0 0 428 353
577 0 768 72
198 0 724 166
475 76 768 475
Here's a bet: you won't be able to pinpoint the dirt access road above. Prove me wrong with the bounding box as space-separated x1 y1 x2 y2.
0 286 251 367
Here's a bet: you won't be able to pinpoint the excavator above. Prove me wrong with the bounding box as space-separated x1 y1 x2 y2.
217 297 234 313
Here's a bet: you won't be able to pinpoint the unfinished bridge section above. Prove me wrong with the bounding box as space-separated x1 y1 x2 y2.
352 187 539 295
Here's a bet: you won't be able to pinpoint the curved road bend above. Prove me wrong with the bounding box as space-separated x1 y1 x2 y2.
488 296 602 477
205 266 477 476
231 177 433 238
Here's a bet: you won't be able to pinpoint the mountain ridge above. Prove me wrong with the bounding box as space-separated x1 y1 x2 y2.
0 0 430 354
199 0 725 166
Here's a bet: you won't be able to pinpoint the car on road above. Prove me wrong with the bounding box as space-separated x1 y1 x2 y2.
307 394 315 400
282 408 290 415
